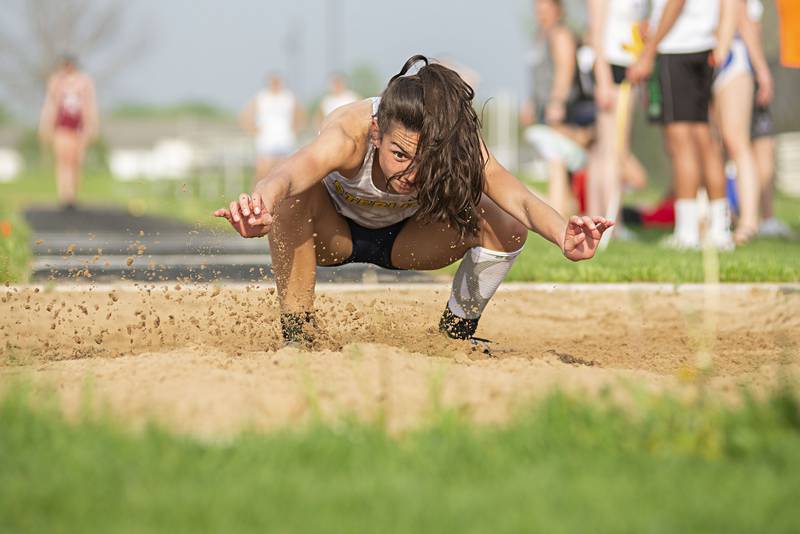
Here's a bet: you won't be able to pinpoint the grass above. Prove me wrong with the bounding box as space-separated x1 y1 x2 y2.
509 225 800 283
0 202 31 283
1 384 799 533
0 165 236 228
1 167 799 283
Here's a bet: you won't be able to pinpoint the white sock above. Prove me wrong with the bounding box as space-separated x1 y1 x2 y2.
447 246 523 320
708 198 731 237
674 199 699 243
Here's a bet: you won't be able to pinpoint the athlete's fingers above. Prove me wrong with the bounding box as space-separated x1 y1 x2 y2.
569 215 585 229
570 232 586 248
230 201 241 223
581 216 597 232
251 192 263 215
239 194 252 217
213 208 229 218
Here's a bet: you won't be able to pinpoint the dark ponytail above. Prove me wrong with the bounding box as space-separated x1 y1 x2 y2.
377 55 486 238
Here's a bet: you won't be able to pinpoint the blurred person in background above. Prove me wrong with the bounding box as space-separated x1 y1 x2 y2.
628 0 737 250
521 0 595 218
240 73 305 183
711 0 770 244
315 73 360 127
587 0 649 242
38 54 98 211
739 0 794 238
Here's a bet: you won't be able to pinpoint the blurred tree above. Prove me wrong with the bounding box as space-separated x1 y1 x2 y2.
0 0 153 112
348 63 382 98
0 104 13 126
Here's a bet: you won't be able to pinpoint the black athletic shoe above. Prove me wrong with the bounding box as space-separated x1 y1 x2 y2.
439 306 478 339
280 311 316 348
439 307 494 356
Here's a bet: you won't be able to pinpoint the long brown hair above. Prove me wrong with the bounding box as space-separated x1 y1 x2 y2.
376 55 485 238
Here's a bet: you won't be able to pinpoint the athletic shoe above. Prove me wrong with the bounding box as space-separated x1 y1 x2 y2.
759 218 795 239
439 307 494 357
660 233 700 251
468 337 494 356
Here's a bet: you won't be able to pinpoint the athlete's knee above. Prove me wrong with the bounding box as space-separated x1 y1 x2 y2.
480 213 527 252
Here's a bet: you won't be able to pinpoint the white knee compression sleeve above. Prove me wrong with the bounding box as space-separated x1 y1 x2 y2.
447 246 523 320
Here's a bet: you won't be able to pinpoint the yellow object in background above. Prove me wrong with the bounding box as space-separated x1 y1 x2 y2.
778 0 800 68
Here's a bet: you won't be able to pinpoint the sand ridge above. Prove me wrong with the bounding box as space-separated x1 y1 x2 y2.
2 284 798 436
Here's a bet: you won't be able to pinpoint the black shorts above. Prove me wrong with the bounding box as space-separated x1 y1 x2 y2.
328 217 410 270
658 51 714 123
611 64 627 85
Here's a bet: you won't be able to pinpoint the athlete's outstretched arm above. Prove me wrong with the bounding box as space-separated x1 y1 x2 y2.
213 124 356 237
482 147 613 261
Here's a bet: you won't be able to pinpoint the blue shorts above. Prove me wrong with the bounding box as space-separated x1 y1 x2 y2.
329 217 410 270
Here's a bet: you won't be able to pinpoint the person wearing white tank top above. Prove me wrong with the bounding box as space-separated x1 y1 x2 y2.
216 55 614 350
628 0 738 251
240 74 305 184
315 73 360 128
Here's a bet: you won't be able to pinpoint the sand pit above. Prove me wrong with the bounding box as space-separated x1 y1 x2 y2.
1 283 798 436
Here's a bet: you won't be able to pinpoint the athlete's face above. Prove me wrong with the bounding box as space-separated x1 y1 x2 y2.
374 120 419 195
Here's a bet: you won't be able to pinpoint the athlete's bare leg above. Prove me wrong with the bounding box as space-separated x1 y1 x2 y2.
391 195 528 270
269 181 352 313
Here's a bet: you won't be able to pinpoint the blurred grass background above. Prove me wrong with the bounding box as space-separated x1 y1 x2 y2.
1 164 799 283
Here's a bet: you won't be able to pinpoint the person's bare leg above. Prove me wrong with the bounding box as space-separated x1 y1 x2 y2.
754 136 776 219
621 152 647 190
391 195 528 270
664 123 703 246
269 181 352 314
587 92 617 217
694 122 734 247
53 131 81 206
692 123 725 200
715 74 759 242
547 160 571 218
666 124 702 199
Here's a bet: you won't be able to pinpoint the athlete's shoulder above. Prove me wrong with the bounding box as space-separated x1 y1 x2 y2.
319 98 373 145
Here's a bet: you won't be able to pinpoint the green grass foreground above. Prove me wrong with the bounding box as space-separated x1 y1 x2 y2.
2 387 799 533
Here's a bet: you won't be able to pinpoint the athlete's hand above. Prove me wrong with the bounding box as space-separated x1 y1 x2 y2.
213 192 273 238
562 215 614 261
